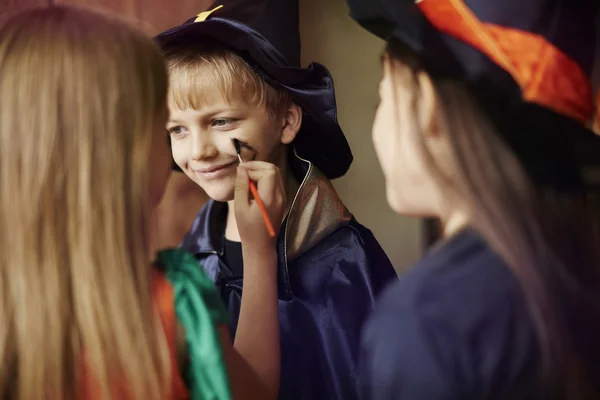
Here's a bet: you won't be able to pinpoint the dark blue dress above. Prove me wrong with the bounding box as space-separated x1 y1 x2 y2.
360 228 600 399
181 162 397 400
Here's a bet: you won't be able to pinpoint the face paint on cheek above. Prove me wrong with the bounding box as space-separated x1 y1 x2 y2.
236 139 258 161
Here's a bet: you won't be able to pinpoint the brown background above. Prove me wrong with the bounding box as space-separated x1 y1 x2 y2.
0 0 214 35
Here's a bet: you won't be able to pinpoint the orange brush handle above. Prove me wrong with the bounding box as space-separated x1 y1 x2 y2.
248 179 276 238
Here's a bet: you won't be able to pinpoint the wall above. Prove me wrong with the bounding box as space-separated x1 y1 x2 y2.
299 0 422 272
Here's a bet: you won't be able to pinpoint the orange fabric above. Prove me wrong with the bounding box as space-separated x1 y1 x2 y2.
80 271 189 399
417 0 594 124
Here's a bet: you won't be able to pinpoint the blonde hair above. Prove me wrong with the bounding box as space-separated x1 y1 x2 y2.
165 44 291 117
0 6 171 399
385 39 600 398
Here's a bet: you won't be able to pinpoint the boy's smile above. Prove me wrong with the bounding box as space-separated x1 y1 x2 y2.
191 159 238 180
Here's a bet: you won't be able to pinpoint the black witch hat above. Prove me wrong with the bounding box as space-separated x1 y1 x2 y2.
347 0 600 190
156 0 353 180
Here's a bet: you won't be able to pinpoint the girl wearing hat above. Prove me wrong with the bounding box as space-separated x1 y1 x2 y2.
0 6 283 399
346 0 600 398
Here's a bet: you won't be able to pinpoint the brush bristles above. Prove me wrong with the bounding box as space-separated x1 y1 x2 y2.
232 138 242 155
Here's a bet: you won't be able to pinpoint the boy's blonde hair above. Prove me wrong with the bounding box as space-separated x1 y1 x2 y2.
0 6 170 400
165 44 292 117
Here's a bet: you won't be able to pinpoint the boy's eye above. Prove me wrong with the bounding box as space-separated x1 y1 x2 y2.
167 126 187 137
212 118 235 128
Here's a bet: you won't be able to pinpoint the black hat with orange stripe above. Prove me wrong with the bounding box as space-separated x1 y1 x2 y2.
347 0 600 190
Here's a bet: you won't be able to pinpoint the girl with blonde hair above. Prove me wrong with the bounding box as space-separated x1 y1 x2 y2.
0 6 282 399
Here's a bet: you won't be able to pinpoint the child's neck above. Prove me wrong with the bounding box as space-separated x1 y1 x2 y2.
224 165 299 242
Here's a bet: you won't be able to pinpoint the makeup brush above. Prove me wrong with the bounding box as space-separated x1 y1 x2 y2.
232 138 276 238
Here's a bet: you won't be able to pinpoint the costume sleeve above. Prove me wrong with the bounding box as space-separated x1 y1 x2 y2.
157 249 232 400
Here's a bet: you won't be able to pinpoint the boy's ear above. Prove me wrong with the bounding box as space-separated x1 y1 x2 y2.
280 103 302 145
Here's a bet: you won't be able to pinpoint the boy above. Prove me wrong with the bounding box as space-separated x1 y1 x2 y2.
157 2 397 398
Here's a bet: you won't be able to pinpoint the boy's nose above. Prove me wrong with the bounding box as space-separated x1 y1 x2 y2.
190 133 218 160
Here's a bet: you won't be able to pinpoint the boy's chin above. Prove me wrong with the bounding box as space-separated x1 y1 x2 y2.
203 185 235 203
185 172 236 203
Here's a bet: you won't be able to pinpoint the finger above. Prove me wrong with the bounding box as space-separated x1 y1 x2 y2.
247 169 278 203
238 162 281 198
237 160 278 172
233 166 250 211
245 168 277 183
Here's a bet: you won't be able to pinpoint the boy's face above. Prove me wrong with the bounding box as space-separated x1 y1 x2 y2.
168 84 287 202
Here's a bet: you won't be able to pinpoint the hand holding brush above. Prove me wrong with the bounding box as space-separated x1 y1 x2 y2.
232 138 281 239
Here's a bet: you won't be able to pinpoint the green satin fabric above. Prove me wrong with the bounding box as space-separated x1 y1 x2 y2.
157 249 232 400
